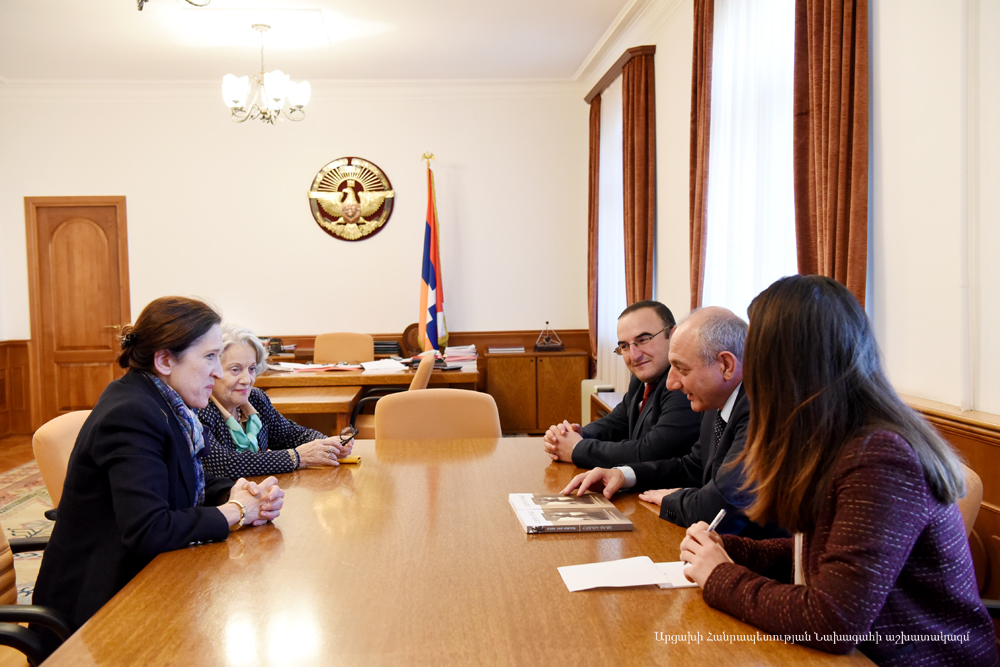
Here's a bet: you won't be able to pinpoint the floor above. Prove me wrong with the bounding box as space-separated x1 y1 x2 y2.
0 435 40 667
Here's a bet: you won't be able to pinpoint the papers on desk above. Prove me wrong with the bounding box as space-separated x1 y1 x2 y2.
360 359 408 372
558 557 699 592
268 362 363 372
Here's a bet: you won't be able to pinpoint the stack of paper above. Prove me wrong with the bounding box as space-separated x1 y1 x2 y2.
489 346 525 354
444 344 478 362
557 557 698 592
360 359 408 372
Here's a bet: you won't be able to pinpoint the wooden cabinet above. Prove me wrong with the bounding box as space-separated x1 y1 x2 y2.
485 349 589 433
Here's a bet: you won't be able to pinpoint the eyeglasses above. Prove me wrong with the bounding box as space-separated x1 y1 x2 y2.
613 326 672 356
339 426 358 445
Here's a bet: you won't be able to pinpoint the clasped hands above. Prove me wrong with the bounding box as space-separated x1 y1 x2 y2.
228 476 285 528
542 420 583 462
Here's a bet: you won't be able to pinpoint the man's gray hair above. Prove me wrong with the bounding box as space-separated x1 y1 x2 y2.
220 322 269 372
688 307 748 364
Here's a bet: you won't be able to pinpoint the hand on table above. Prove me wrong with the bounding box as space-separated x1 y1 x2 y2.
229 476 285 527
296 436 352 468
561 467 626 499
637 488 679 506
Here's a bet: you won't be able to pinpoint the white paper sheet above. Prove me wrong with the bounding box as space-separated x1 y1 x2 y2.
654 561 698 589
558 556 669 592
360 359 407 371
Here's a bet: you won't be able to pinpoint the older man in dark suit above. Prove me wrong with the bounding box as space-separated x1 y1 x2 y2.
563 306 780 537
543 300 700 468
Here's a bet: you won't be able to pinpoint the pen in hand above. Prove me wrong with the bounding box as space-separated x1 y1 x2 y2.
683 508 726 568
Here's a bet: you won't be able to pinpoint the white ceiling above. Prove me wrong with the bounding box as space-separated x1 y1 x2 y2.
0 0 633 83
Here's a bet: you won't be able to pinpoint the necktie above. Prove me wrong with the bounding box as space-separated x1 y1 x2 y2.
639 383 653 412
713 412 727 448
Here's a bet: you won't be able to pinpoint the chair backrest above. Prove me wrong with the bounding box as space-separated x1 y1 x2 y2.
401 323 421 357
0 520 15 606
313 333 374 364
374 389 502 439
408 353 436 391
32 410 91 508
958 463 983 537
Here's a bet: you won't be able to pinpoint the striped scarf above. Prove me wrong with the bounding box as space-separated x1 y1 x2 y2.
145 372 206 507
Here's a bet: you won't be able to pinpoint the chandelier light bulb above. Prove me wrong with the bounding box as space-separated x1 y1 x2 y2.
222 25 309 124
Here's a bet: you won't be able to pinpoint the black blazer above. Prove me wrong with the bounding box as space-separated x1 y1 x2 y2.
572 371 701 469
33 371 234 630
631 386 783 538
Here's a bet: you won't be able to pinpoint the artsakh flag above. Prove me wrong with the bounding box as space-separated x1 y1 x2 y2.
419 164 449 351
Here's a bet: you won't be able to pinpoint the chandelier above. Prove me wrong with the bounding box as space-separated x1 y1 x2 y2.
222 24 311 124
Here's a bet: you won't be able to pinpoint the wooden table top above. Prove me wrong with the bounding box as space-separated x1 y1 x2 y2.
265 386 363 414
43 439 872 667
255 367 478 389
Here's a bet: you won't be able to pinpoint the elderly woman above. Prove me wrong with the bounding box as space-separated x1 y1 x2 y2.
34 297 285 635
198 323 354 478
680 276 997 666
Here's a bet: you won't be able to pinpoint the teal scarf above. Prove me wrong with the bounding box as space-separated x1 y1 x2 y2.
226 412 262 452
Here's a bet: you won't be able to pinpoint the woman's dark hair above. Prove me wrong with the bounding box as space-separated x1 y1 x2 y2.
117 297 222 372
738 275 964 532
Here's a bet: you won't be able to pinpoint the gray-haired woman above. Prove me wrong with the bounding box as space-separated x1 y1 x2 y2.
198 323 354 478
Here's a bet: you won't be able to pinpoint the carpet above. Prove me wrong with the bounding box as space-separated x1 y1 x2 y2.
0 461 55 604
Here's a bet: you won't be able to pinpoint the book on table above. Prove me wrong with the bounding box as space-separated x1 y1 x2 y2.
509 493 633 534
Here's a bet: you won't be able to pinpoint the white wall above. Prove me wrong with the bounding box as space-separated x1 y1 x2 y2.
871 0 1000 413
0 80 590 340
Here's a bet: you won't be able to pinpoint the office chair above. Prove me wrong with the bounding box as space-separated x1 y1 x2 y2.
32 411 91 521
352 353 435 438
313 333 374 364
0 521 71 666
954 465 1000 620
374 388 501 440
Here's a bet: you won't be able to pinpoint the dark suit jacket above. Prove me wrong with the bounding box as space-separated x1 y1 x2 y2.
572 371 700 468
631 386 783 538
33 371 234 630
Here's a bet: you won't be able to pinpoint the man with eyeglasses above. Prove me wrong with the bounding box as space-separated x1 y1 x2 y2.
560 307 782 538
542 300 700 468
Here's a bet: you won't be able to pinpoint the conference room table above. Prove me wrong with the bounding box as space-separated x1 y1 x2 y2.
42 438 873 667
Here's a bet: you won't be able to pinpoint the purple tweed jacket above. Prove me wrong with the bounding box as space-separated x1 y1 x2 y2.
703 430 998 666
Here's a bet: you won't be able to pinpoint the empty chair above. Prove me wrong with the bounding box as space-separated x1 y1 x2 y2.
32 410 91 511
353 353 436 438
374 388 501 440
0 518 71 665
313 333 374 364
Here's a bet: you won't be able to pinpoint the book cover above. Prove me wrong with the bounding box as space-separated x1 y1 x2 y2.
509 493 633 534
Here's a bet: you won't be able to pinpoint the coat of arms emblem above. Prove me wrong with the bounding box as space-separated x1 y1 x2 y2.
308 157 395 241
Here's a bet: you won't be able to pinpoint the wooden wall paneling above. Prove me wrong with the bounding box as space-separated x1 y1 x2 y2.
0 344 8 437
8 342 31 435
904 395 1000 599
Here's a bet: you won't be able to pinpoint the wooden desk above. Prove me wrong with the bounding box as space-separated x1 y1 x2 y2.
265 386 363 432
43 439 872 666
255 367 478 390
590 390 625 421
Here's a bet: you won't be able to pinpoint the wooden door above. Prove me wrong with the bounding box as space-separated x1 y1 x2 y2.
25 197 130 428
486 355 537 432
537 353 587 427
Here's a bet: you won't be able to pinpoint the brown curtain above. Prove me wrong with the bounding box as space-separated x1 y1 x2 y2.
793 0 869 306
587 96 601 375
622 51 657 305
688 0 715 311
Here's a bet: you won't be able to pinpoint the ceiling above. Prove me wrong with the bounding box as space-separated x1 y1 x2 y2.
0 0 633 83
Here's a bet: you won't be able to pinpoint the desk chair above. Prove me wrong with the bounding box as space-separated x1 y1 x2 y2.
352 353 435 438
0 521 71 666
956 465 1000 619
313 333 374 364
32 411 91 520
374 388 501 439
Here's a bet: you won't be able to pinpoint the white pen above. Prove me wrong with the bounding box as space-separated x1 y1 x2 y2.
683 509 727 568
706 508 727 533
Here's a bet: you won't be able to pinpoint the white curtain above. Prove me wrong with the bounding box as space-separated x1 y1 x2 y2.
702 0 797 321
596 76 632 393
